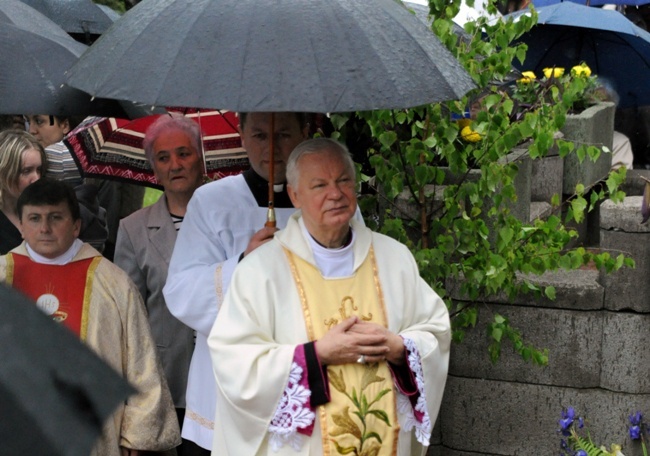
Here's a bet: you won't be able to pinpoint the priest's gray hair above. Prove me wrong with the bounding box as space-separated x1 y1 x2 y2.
286 138 355 188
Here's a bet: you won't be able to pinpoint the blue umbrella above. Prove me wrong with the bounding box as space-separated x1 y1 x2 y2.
532 0 650 6
506 2 650 107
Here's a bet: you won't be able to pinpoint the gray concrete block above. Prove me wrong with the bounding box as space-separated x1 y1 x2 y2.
497 147 532 224
532 155 563 203
621 169 650 197
449 304 603 387
530 201 553 221
393 185 446 221
601 197 650 233
562 102 615 194
601 312 650 393
599 230 650 312
447 269 604 311
440 376 650 456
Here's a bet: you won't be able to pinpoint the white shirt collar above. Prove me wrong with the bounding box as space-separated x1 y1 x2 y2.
299 217 354 278
26 239 84 265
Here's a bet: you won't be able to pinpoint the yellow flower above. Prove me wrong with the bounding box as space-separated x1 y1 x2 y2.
460 125 481 142
571 62 592 78
543 67 565 78
518 71 537 83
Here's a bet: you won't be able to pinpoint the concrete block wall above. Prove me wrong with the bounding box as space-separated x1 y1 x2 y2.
432 205 650 456
599 196 650 313
562 102 615 194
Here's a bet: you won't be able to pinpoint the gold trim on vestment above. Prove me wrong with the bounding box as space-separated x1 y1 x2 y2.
80 257 101 341
283 245 400 456
5 254 14 285
370 248 390 331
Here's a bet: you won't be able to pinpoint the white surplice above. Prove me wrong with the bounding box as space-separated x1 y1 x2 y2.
163 174 297 449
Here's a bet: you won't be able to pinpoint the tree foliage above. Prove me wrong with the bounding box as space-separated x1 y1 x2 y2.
330 0 633 365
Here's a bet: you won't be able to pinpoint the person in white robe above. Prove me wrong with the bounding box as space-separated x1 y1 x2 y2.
163 112 310 452
208 138 451 456
0 178 180 456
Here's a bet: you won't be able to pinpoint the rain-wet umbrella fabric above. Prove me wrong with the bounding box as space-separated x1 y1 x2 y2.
66 0 476 113
18 0 114 35
506 2 650 108
0 284 135 456
0 0 77 43
0 1 157 118
64 109 248 187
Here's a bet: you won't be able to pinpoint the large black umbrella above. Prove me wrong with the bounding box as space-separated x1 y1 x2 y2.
18 0 114 36
0 0 156 118
0 284 134 456
506 2 650 108
66 0 475 112
67 0 475 220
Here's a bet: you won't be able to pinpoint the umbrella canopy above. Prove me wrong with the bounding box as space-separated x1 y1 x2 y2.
532 0 650 7
64 109 248 187
18 0 114 35
97 4 121 22
0 0 78 43
0 0 157 118
0 284 134 456
66 0 476 113
506 2 650 108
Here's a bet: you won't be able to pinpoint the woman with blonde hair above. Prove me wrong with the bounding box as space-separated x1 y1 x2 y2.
0 130 46 254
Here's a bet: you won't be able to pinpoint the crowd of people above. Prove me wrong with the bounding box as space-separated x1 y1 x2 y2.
0 112 452 456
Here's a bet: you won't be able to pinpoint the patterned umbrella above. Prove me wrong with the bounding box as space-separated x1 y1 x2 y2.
64 109 248 188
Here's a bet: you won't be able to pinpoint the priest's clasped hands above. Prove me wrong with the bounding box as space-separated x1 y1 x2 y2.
315 316 406 366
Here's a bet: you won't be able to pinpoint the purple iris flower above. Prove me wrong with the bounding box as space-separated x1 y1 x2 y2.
629 411 644 440
559 407 576 436
630 412 643 426
576 450 588 456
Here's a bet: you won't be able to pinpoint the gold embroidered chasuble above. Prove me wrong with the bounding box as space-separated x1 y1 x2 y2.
285 247 399 456
0 243 180 455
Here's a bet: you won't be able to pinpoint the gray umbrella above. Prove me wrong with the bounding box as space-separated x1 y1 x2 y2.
0 0 157 118
0 284 134 456
18 0 114 36
66 0 476 113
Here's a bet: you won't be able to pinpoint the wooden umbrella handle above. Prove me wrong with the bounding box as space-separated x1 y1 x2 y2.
266 113 276 227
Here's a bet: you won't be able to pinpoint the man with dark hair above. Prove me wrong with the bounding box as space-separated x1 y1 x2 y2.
1 178 181 456
163 112 309 453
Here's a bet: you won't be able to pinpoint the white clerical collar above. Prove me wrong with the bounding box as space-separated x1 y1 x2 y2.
299 217 354 278
26 239 84 265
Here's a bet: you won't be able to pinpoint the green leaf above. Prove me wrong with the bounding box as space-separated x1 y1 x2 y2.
367 409 391 426
544 286 556 300
378 131 397 149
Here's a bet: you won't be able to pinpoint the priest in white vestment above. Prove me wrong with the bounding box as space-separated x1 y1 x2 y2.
208 138 451 456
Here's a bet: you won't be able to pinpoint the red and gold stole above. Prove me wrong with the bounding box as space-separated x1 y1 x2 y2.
5 253 101 340
284 246 399 456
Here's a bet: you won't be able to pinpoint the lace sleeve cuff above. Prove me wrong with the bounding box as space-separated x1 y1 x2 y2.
267 345 317 452
395 336 432 446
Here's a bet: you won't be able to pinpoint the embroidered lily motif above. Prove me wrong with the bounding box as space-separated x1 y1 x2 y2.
328 363 392 456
